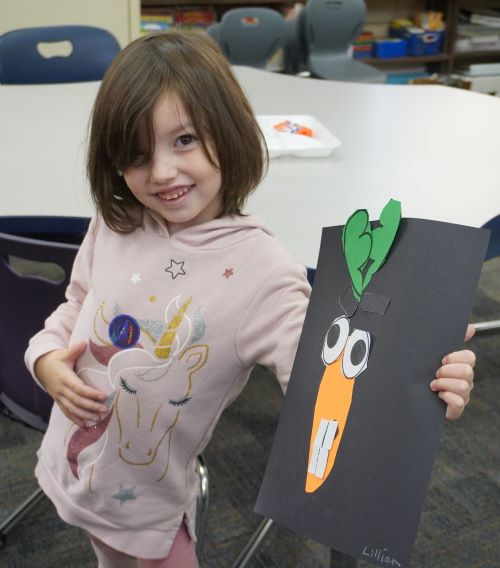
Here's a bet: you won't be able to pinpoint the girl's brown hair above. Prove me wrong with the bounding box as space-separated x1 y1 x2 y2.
87 29 267 232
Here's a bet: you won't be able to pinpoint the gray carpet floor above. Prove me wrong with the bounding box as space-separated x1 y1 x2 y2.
1 259 499 568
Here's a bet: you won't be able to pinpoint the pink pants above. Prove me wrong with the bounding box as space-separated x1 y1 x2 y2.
88 523 198 568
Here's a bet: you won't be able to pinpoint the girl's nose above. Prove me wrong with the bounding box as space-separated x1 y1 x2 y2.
150 150 178 183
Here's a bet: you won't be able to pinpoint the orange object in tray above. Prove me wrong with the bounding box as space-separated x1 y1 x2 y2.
273 120 314 137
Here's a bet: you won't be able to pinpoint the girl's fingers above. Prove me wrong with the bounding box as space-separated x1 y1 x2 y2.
63 341 87 362
56 402 85 428
69 414 85 428
436 363 474 382
434 346 476 421
61 373 108 409
62 386 108 414
60 397 101 423
438 391 466 421
430 377 472 401
69 380 108 407
74 383 108 403
465 324 475 342
67 415 85 428
441 349 476 367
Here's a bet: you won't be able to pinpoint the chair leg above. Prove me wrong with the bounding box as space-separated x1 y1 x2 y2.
0 486 46 546
231 517 274 568
195 454 210 558
473 320 500 333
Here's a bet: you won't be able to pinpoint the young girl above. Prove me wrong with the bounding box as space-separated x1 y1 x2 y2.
26 30 476 568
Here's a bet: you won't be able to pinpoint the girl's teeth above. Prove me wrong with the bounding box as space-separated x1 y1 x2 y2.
160 187 189 200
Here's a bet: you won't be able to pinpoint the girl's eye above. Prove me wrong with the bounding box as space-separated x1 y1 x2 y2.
176 134 195 147
130 150 147 167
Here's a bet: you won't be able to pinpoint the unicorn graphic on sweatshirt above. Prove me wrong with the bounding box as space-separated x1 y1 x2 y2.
66 295 208 491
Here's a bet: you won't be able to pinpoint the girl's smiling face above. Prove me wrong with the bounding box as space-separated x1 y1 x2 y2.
123 91 222 234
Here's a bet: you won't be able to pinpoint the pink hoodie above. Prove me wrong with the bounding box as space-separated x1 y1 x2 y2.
25 210 310 558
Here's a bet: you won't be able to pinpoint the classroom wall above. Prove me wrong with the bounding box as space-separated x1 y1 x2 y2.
0 0 141 47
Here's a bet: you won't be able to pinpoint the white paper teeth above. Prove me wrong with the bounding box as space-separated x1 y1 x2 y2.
307 418 338 478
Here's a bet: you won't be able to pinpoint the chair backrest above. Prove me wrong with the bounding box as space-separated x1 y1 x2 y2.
0 25 120 84
206 22 222 43
283 9 308 74
301 0 385 82
0 216 89 430
304 0 365 56
217 8 285 68
482 215 500 261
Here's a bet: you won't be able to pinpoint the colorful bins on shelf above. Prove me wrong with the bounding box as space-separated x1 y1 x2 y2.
389 24 445 56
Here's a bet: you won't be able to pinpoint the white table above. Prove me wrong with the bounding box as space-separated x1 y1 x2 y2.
2 67 500 268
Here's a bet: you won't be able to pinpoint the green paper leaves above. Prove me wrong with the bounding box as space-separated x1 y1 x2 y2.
342 209 372 300
342 199 401 300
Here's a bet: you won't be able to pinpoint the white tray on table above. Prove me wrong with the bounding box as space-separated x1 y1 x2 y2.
257 115 341 158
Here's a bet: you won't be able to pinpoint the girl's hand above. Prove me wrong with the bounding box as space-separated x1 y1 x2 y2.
34 342 108 427
430 324 476 420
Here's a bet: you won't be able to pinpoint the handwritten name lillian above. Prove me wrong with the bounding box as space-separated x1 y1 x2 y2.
362 546 402 567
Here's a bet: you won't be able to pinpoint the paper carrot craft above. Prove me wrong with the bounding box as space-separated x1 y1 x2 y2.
306 199 401 492
256 203 489 567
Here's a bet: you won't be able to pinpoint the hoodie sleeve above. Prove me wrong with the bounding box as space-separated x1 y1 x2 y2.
24 216 98 387
235 261 311 394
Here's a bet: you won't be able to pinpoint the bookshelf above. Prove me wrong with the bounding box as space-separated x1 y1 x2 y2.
446 0 500 72
362 0 500 74
140 0 294 34
142 0 288 4
140 0 500 74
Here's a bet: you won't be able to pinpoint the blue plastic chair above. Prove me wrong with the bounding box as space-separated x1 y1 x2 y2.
283 9 308 75
0 216 209 556
0 25 120 84
301 0 385 83
474 215 500 333
212 8 285 69
207 22 222 43
0 216 88 544
0 216 89 431
483 215 500 261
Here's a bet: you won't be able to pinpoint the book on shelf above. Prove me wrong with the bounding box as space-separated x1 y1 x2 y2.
455 23 500 51
353 30 375 58
141 6 216 34
459 7 500 28
141 13 175 34
175 6 216 29
457 62 500 76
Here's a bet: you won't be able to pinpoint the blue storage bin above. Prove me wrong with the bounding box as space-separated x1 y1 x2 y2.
389 26 445 56
373 38 408 59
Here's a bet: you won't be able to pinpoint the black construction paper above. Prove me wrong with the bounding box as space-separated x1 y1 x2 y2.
255 218 489 568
